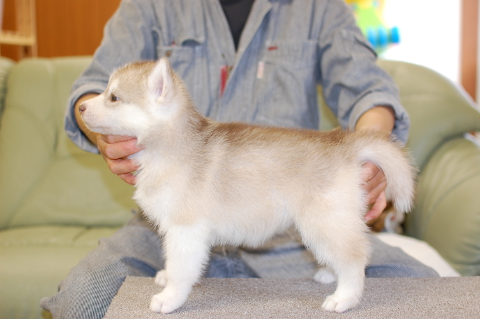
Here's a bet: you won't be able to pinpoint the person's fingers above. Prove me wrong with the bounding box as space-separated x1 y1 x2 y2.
360 161 378 178
97 135 141 160
365 191 387 221
361 162 388 221
95 134 141 185
118 172 137 186
361 162 387 203
365 179 387 206
105 157 139 176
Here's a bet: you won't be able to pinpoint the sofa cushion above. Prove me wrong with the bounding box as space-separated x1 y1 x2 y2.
0 226 119 319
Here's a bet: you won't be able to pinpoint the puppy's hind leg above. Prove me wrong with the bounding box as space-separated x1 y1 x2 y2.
150 224 211 314
314 266 336 284
320 243 368 313
296 197 370 313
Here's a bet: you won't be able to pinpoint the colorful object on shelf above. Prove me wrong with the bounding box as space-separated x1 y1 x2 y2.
345 0 400 53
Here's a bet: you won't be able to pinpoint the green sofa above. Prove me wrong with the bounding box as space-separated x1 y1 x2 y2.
0 56 479 319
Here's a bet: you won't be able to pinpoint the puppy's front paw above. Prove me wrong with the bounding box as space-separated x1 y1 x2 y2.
149 286 189 314
154 270 167 287
314 267 337 284
322 293 359 313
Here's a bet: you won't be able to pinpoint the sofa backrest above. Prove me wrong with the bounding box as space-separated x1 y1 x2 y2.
0 57 136 230
1 57 479 229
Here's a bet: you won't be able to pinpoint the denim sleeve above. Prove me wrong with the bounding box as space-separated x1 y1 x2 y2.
65 0 159 153
318 0 410 144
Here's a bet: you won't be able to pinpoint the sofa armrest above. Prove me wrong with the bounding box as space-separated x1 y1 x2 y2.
377 60 480 170
405 136 480 276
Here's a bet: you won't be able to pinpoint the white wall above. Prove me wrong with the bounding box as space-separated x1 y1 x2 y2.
380 0 461 83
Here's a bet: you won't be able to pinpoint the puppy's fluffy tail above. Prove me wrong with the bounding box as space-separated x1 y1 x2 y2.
354 132 416 213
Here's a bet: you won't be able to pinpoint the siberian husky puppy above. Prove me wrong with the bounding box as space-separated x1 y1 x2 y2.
79 58 416 314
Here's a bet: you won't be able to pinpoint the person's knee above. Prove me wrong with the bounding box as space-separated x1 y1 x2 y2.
40 225 163 319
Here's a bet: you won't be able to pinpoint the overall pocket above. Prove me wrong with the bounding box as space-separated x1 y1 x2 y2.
254 40 319 129
156 37 205 105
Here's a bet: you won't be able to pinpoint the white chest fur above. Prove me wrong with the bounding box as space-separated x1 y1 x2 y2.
130 150 191 233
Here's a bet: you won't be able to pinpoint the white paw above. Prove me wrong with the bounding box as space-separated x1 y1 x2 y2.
154 270 167 287
322 293 359 313
314 268 337 284
149 286 189 314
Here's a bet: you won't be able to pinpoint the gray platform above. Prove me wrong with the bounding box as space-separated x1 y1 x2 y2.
104 276 480 318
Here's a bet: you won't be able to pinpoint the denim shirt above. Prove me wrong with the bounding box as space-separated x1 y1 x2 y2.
65 0 409 153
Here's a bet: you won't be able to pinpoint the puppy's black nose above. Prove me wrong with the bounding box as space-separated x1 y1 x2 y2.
79 104 86 113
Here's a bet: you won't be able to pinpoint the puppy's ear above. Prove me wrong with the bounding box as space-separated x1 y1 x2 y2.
148 58 172 103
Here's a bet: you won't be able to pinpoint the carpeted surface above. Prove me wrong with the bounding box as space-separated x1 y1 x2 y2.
104 276 479 318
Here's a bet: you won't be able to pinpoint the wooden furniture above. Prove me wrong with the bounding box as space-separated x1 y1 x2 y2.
0 0 37 58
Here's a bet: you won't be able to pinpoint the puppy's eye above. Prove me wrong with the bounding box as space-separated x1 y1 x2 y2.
110 94 119 102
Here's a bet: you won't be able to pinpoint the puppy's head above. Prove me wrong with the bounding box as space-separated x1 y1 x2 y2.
79 58 188 139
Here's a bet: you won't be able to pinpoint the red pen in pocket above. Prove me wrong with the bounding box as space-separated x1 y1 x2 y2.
220 65 231 97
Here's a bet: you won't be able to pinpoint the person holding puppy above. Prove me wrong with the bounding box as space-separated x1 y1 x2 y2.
41 0 438 318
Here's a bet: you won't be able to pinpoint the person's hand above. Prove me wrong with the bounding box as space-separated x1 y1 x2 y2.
361 161 387 222
355 106 395 222
96 134 142 185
